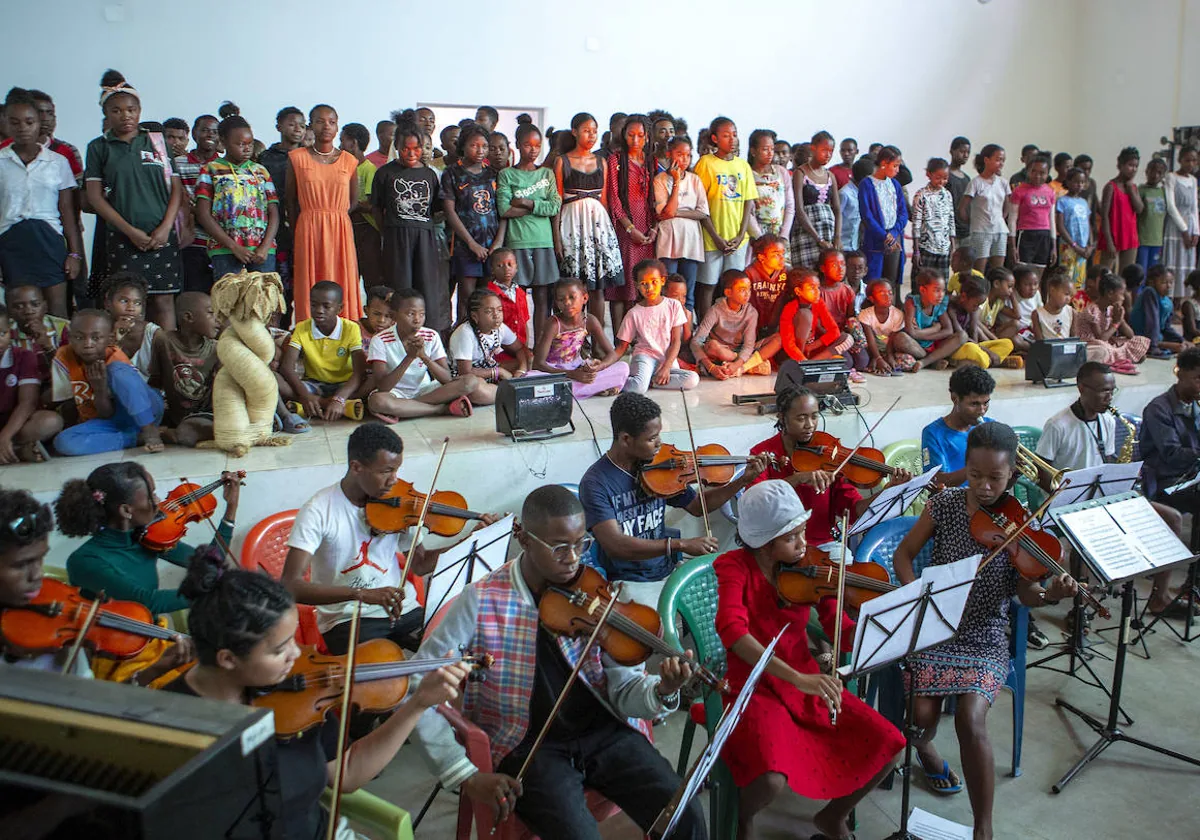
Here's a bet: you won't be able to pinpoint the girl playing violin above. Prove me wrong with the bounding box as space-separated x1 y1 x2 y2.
162 547 470 840
715 480 904 840
894 422 1077 840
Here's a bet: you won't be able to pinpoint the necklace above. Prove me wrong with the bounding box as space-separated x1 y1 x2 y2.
311 145 339 158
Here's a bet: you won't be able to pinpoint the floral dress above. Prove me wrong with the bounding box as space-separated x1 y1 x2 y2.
1075 302 1151 365
605 154 656 303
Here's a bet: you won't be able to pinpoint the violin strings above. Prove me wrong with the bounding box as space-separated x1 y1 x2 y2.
290 656 466 689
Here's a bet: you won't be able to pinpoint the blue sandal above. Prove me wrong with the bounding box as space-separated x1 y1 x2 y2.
922 759 963 794
281 412 311 434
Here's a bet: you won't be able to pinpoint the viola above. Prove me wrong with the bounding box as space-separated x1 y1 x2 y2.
252 638 492 740
365 478 488 537
141 471 246 553
776 545 896 608
539 565 729 694
789 431 900 489
0 578 186 659
639 443 768 499
970 494 1110 619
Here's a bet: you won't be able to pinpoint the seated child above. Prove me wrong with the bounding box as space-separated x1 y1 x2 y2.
52 309 164 456
1182 270 1200 342
1119 263 1145 316
845 249 868 311
1075 271 1149 374
664 273 699 368
0 305 62 462
691 269 770 379
897 268 965 370
746 235 790 357
150 292 219 448
946 244 983 295
485 248 531 348
278 281 368 422
779 267 853 362
999 265 1042 348
532 278 629 397
611 259 700 393
1130 264 1184 357
366 289 480 420
1031 268 1078 343
978 267 1019 351
818 248 868 376
859 278 919 374
448 288 533 405
949 274 1018 369
359 285 395 350
103 272 160 381
1074 264 1106 311
7 285 69 395
266 311 310 434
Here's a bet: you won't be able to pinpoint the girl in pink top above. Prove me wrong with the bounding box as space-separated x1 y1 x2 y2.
1006 153 1057 278
859 278 918 374
1099 147 1143 271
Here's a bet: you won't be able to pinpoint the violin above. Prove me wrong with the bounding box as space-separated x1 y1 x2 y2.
790 431 901 489
365 478 487 537
252 638 492 740
141 471 246 552
775 545 896 608
970 494 1110 619
0 578 186 659
640 443 769 499
539 565 729 694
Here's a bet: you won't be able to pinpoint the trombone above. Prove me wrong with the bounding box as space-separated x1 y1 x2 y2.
1016 444 1068 491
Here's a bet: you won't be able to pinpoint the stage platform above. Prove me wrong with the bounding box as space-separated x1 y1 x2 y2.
5 357 1179 569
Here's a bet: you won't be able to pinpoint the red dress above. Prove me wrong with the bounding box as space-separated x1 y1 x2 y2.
1099 179 1139 252
715 548 905 797
749 432 862 546
605 154 656 303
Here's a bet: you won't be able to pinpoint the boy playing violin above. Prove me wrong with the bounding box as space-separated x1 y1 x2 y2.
409 484 706 840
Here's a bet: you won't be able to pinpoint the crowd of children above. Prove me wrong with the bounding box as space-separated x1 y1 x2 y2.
4 72 1200 460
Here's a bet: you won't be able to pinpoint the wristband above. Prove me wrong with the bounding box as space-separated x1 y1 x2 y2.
221 517 236 528
67 253 82 259
332 396 346 404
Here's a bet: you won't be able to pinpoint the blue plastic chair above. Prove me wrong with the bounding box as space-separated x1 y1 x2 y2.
855 516 1028 777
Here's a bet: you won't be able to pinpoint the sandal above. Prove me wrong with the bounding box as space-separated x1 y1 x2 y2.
342 398 365 421
448 396 473 418
921 759 963 795
371 411 401 424
286 400 306 419
281 412 310 434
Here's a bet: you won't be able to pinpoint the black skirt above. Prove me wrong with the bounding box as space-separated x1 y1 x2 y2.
99 227 183 295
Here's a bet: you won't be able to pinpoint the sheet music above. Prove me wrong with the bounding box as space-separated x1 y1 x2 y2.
908 808 972 840
849 466 941 536
914 555 981 654
1041 462 1141 525
423 515 514 623
1055 507 1152 579
1105 496 1193 564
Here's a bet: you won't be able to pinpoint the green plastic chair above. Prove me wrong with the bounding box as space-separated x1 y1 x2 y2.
882 439 926 515
1011 426 1048 509
319 788 414 840
658 554 738 840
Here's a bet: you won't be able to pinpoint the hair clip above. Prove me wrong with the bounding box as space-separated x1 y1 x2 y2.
92 489 106 504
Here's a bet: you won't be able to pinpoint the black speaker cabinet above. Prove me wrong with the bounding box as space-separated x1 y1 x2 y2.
496 373 575 441
1025 339 1087 387
774 358 859 406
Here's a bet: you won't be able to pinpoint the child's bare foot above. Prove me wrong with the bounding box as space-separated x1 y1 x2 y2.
160 428 178 444
596 387 621 396
931 359 950 371
14 441 50 463
811 807 853 840
142 428 165 453
910 361 923 372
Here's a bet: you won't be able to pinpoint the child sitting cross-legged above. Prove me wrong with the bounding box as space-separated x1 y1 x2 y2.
779 267 853 362
947 273 1020 369
52 309 164 456
277 281 369 423
998 265 1042 350
448 288 533 405
1075 271 1148 374
103 272 159 381
531 277 629 397
1181 269 1200 342
897 268 965 370
691 269 771 379
1031 267 1080 345
0 304 62 462
1130 264 1185 357
7 285 68 398
150 292 219 448
358 285 394 350
611 258 700 393
366 288 480 421
859 278 919 375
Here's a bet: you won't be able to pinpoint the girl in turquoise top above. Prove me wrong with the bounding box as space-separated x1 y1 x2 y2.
897 268 965 370
55 462 241 616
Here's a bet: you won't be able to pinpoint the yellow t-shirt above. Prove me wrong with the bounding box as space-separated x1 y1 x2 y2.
693 154 759 252
948 268 986 294
289 317 362 384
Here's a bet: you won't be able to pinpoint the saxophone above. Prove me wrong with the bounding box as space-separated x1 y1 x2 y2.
1110 407 1136 463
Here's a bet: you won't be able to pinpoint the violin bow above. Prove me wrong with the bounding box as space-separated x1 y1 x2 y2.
977 479 1071 572
198 473 243 565
827 396 902 482
324 599 362 840
399 437 450 586
61 590 104 676
679 389 712 539
829 512 849 726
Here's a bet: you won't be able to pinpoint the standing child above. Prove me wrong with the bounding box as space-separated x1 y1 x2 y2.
818 249 868 376
52 309 163 456
194 116 280 281
1049 152 1074 197
655 135 712 313
498 124 561 340
779 268 853 362
611 259 699 393
859 146 908 289
532 277 629 397
103 273 159 381
605 114 658 336
340 122 382 289
555 113 623 323
840 159 873 253
151 291 218 447
911 158 956 277
486 131 509 174
790 131 841 269
1137 158 1168 273
7 285 68 392
1182 270 1200 341
277 281 368 422
442 124 503 320
173 115 219 293
1007 153 1057 278
1056 167 1095 290
948 274 1018 369
256 106 305 310
1074 271 1149 373
961 144 1010 272
695 117 758 322
1031 268 1079 343
747 128 795 240
691 269 769 379
830 137 858 187
485 247 531 347
859 278 919 375
0 304 61 462
448 288 532 404
947 136 973 246
1130 264 1184 357
1099 147 1143 271
1163 147 1199 298
898 268 965 370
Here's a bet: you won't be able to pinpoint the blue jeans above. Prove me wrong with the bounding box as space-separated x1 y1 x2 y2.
54 362 164 456
1136 245 1162 274
661 257 700 311
209 252 277 280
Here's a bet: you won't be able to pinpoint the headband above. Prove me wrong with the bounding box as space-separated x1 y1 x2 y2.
99 81 140 107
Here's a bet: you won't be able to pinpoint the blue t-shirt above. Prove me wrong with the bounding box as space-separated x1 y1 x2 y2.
579 454 696 583
1130 285 1172 337
921 416 994 479
1056 195 1091 248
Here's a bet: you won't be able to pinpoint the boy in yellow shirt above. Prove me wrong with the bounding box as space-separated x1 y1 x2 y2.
278 281 368 422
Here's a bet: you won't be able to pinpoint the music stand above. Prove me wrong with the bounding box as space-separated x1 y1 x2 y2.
1138 472 1200 644
848 467 942 538
423 515 514 627
839 554 980 840
1048 493 1200 792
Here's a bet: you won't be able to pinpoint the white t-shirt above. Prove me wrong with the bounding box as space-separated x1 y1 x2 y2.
616 297 688 362
1036 405 1115 472
965 175 1012 234
653 171 709 262
367 325 446 399
288 482 420 634
448 321 516 372
130 321 160 381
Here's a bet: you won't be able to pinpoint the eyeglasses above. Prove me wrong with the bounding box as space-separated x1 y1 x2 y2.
1081 383 1120 398
525 530 594 562
6 511 43 541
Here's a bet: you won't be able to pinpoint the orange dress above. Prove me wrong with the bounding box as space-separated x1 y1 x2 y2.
289 148 360 321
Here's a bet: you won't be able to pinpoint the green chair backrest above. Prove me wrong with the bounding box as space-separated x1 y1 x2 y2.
882 439 926 515
1013 425 1042 450
659 554 726 678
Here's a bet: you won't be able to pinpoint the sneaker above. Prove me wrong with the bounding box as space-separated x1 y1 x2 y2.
849 369 866 384
1027 622 1050 650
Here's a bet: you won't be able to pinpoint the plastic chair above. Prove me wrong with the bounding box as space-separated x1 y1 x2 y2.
240 510 326 650
882 440 926 515
319 789 413 840
658 553 738 840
